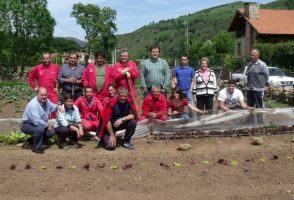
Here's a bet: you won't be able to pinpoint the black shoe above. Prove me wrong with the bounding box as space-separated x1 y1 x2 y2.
22 142 32 150
27 137 33 145
71 142 81 148
32 147 44 154
58 143 69 150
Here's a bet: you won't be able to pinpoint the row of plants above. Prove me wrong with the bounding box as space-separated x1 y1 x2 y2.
0 81 35 116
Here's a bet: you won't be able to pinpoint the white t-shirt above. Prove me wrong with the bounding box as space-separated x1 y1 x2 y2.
217 88 244 109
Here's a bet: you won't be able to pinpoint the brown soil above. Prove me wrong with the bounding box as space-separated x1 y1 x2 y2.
1 135 294 200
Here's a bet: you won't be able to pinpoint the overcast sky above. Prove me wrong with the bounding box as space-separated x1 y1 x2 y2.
47 0 273 41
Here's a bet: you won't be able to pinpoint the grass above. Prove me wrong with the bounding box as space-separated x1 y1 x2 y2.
264 99 290 109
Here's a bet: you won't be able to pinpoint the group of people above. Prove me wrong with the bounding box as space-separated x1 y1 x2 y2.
20 46 269 154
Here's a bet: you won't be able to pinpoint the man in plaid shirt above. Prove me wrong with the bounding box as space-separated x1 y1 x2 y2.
140 45 170 97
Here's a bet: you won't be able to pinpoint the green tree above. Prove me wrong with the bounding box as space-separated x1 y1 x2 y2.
213 31 234 55
71 3 117 57
0 0 55 73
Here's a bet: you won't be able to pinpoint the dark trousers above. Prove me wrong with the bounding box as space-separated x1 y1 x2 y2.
247 90 264 108
102 119 137 150
20 123 55 149
196 95 214 111
55 127 78 143
61 90 83 104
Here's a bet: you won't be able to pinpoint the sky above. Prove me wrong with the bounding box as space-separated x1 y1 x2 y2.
47 0 273 41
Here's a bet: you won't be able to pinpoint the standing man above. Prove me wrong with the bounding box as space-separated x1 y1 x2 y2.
246 49 269 108
82 51 113 102
28 52 60 106
140 45 170 97
74 86 103 133
111 50 139 118
172 54 195 117
20 87 62 154
218 80 253 112
97 88 137 150
58 51 84 102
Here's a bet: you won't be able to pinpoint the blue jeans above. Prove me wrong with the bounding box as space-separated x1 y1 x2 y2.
168 113 190 120
20 123 55 149
183 91 194 117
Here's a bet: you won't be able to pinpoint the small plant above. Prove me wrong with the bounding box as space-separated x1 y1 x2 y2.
4 131 29 144
10 164 16 170
25 164 31 169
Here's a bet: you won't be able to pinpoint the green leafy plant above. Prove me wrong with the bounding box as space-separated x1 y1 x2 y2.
1 131 29 144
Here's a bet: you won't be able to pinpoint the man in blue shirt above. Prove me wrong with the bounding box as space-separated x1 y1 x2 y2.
20 87 62 154
172 54 195 117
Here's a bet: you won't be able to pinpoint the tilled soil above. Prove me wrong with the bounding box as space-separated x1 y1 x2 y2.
0 135 294 200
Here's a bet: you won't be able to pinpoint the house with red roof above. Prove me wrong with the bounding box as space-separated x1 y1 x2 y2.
228 2 294 59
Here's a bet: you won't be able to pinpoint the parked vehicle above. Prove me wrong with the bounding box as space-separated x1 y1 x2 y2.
232 66 294 86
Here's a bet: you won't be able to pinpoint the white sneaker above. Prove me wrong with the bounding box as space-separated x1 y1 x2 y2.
88 131 96 136
115 129 126 137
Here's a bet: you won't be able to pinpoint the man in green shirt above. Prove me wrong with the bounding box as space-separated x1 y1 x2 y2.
140 45 170 97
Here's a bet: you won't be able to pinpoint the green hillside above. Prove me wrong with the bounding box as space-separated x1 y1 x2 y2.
117 0 293 61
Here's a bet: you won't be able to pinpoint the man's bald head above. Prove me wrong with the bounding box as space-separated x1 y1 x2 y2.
37 87 48 104
251 49 260 63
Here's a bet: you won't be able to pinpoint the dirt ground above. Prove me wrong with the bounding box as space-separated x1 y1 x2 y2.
0 135 294 200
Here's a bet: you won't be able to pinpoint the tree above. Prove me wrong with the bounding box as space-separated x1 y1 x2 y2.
213 31 234 55
0 0 55 73
71 3 117 57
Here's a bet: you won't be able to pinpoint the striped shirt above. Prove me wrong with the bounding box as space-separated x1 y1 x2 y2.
193 69 217 95
140 58 170 89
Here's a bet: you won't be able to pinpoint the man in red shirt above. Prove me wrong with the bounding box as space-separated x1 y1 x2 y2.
111 50 140 119
142 85 168 123
82 51 113 102
28 52 60 104
74 86 103 132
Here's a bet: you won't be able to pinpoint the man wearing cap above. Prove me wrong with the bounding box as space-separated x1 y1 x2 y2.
97 87 137 150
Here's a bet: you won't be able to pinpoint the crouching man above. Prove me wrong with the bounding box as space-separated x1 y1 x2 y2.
20 87 62 154
218 80 253 112
97 87 137 150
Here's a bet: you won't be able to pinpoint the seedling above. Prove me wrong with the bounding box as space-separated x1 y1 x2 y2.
122 164 133 170
110 165 118 170
68 165 76 171
160 162 169 169
259 158 267 163
96 163 105 169
83 164 90 171
286 155 293 160
245 158 254 162
24 164 31 169
270 155 279 160
38 165 46 170
231 160 238 167
202 160 209 165
217 158 228 166
56 165 63 169
10 164 16 170
174 162 181 168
